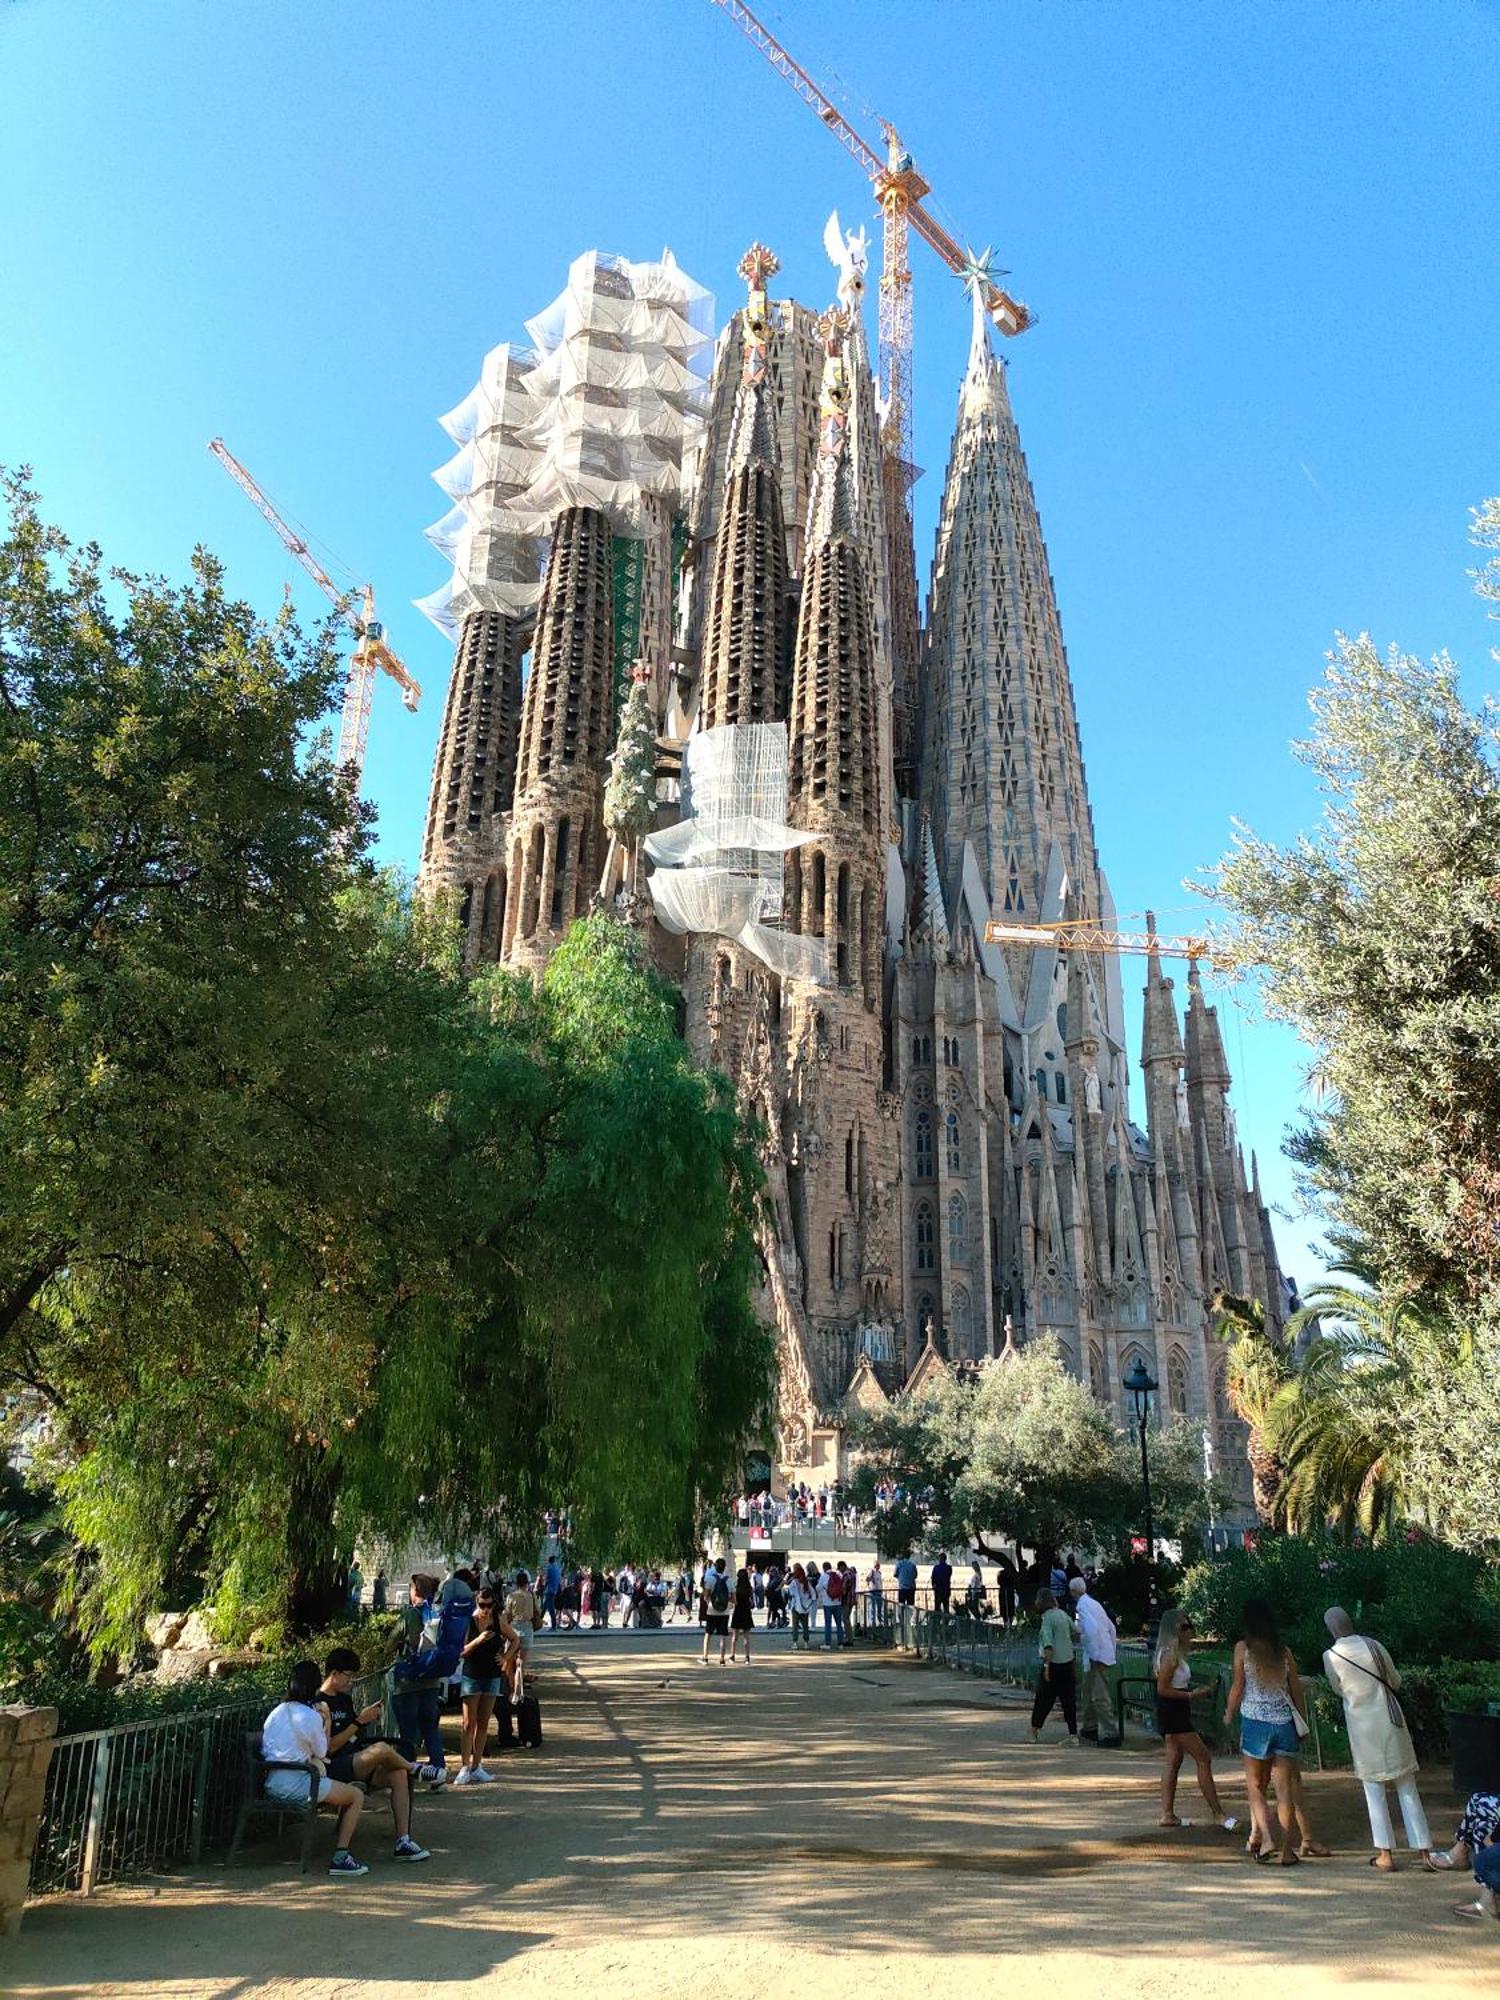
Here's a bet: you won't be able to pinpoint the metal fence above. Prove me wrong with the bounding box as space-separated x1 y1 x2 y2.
31 1672 382 1899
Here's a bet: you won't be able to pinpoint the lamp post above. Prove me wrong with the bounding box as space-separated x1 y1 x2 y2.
1122 1356 1158 1622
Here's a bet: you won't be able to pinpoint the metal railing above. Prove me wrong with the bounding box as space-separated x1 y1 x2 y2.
31 1673 382 1900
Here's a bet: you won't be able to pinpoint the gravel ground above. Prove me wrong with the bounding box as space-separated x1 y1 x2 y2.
9 1628 1493 1997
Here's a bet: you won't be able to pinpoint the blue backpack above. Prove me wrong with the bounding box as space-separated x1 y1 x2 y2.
395 1591 472 1682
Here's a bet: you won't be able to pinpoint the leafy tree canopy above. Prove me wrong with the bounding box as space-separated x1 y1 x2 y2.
847 1340 1223 1559
1 476 772 1659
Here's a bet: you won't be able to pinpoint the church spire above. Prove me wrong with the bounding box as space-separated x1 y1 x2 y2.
787 307 879 837
698 245 794 731
924 278 1099 927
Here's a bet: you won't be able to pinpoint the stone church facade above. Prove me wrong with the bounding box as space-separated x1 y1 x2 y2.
417 237 1285 1512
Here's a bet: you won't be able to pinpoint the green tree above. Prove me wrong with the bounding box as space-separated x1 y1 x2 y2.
848 1340 1221 1559
1210 1292 1291 1525
2 479 772 1660
344 913 774 1572
1271 1264 1476 1543
1211 631 1500 1304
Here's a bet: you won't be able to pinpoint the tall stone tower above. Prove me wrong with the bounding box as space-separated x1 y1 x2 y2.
416 223 1288 1515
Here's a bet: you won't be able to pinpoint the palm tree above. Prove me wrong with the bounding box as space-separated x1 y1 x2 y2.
1268 1264 1469 1541
1210 1292 1291 1526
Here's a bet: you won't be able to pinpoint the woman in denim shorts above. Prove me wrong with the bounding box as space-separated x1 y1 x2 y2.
455 1589 515 1785
1224 1597 1310 1866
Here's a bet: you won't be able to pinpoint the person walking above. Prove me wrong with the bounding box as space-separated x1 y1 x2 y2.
1152 1610 1235 1830
1028 1588 1079 1744
729 1566 755 1663
1069 1576 1121 1747
1321 1606 1442 1872
1224 1597 1309 1865
701 1556 732 1664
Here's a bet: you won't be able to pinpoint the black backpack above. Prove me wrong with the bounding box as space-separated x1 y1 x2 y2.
710 1571 730 1613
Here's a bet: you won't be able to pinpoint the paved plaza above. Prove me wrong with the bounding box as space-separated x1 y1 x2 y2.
10 1630 1491 1998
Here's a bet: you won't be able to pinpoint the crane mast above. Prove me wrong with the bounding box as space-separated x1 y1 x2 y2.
708 0 1032 793
207 438 420 786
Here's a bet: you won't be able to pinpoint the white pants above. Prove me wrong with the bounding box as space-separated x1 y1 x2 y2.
1361 1775 1431 1852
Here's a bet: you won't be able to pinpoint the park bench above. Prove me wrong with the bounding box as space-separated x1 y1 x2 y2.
225 1729 404 1875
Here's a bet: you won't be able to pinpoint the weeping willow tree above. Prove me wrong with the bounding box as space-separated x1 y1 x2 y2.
342 912 774 1572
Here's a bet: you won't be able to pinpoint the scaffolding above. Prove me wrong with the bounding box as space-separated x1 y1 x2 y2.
418 251 713 642
645 722 830 984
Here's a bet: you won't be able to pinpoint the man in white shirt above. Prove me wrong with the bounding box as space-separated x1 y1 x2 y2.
1069 1577 1121 1746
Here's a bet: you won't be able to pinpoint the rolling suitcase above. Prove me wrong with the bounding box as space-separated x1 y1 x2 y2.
515 1692 543 1747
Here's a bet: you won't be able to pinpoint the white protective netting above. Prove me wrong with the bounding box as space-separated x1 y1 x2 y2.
645 723 830 985
418 251 713 641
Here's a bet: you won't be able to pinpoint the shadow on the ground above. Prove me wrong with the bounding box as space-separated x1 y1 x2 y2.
7 1640 1488 1996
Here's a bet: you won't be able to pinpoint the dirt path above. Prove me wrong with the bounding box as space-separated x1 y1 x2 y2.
9 1630 1492 1997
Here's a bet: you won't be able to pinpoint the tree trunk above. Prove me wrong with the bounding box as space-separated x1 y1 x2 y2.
285 1446 347 1634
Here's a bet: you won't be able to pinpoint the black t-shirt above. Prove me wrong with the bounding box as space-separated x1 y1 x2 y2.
322 1688 360 1755
465 1617 502 1679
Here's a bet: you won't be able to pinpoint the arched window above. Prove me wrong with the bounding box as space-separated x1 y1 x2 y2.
951 1284 972 1358
947 1191 967 1264
911 1035 922 1066
1035 1068 1048 1100
1055 1072 1067 1105
944 1036 960 1068
945 1110 962 1173
914 1201 936 1273
916 1292 936 1344
1167 1346 1190 1416
913 1109 934 1179
1119 1278 1149 1327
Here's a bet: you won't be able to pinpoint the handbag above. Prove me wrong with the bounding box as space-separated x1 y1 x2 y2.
1291 1706 1310 1739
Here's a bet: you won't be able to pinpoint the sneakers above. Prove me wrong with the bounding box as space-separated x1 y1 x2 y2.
418 1762 447 1790
328 1851 369 1878
393 1835 431 1862
452 1767 472 1786
471 1765 494 1784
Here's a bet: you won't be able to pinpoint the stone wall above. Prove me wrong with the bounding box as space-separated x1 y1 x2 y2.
0 1704 57 1936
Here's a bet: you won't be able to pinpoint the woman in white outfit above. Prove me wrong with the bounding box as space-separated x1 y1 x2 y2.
1322 1606 1442 1872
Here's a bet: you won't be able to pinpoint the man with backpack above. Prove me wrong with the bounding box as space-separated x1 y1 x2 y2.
390 1572 471 1787
701 1556 732 1665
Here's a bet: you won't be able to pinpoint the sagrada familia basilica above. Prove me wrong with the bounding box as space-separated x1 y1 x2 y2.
414 220 1286 1512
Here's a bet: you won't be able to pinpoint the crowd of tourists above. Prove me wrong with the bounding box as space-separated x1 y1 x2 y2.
257 1564 546 1877
1024 1573 1499 1922
282 1529 1500 1924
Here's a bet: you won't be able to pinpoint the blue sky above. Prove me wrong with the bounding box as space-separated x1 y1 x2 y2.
4 1 1497 1287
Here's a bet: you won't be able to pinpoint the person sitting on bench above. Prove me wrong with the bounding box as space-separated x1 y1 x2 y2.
260 1659 367 1878
318 1648 429 1862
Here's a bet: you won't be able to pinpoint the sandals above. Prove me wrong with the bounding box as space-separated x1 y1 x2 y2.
1159 1815 1183 1829
1423 1852 1456 1872
1299 1841 1331 1858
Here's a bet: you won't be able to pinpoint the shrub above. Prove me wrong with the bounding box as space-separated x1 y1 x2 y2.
1178 1535 1500 1670
17 1611 407 1736
1090 1556 1184 1637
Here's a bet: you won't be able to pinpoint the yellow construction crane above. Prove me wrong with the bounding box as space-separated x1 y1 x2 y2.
208 438 420 786
984 915 1244 974
708 0 1033 777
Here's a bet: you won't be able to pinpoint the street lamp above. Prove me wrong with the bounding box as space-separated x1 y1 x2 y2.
1122 1355 1158 1622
